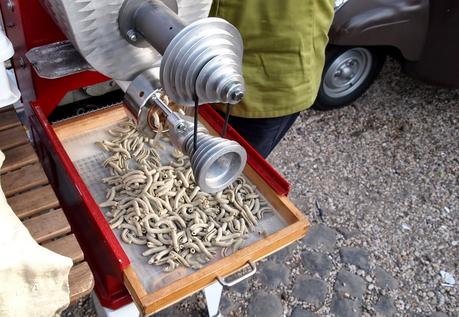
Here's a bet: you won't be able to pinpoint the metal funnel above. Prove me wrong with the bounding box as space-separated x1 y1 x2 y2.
167 113 246 193
186 133 246 193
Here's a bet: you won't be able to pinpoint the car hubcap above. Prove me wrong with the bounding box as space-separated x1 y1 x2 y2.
323 48 373 98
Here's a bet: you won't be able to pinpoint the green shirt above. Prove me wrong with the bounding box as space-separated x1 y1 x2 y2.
211 0 334 118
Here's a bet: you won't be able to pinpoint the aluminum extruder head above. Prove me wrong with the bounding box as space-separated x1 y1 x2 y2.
41 0 247 193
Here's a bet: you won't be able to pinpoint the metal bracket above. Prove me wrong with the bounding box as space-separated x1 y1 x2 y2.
217 261 257 287
204 282 223 317
203 261 257 317
118 0 179 48
25 41 92 79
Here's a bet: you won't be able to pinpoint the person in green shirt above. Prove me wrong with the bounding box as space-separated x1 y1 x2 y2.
211 0 335 157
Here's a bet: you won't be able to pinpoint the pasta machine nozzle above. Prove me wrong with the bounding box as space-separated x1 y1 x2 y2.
150 93 247 194
124 69 247 193
120 0 247 192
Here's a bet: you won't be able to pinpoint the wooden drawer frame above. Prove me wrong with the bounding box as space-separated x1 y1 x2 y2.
32 103 309 315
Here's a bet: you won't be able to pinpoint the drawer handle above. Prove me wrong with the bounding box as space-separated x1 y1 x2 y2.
217 261 257 287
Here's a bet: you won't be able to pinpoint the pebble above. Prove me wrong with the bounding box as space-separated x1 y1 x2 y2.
248 292 283 317
301 250 333 277
219 296 234 316
302 224 337 251
374 267 398 290
335 270 366 299
269 244 295 262
430 313 449 317
232 278 250 294
293 277 327 307
330 295 362 317
258 260 290 288
291 307 319 317
375 296 396 317
340 247 371 271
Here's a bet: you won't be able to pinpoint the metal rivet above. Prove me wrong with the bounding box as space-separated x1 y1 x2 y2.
126 29 137 42
7 0 14 11
231 91 244 102
18 57 25 68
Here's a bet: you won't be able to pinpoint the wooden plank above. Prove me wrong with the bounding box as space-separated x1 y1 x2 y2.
1 143 38 174
124 265 147 305
42 234 84 264
0 105 14 113
1 163 49 197
69 262 94 304
53 104 131 141
0 125 29 151
0 110 21 131
7 184 60 219
22 209 71 244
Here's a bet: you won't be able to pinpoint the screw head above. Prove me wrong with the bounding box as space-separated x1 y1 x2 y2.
126 30 137 42
231 91 244 103
7 0 14 11
176 123 186 131
18 57 25 68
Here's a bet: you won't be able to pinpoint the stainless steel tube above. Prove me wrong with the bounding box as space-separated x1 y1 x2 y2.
167 117 247 193
185 133 247 193
134 0 186 54
119 0 186 54
124 68 163 138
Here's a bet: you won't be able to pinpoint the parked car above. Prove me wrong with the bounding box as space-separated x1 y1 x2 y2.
314 0 459 110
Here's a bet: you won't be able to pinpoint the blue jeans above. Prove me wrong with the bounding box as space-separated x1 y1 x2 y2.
220 112 300 158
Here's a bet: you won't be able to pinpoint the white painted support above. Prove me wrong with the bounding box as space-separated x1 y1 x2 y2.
0 29 20 107
92 281 224 317
203 281 223 317
92 293 140 317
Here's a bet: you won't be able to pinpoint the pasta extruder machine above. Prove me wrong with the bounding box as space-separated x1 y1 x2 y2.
0 0 309 316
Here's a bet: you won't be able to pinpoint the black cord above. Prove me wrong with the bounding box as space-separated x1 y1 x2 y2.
221 103 231 138
193 95 199 153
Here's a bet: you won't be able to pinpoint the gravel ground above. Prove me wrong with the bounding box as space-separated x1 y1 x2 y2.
267 58 458 316
63 58 458 316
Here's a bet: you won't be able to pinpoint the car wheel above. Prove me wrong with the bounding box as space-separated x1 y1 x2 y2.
313 46 385 111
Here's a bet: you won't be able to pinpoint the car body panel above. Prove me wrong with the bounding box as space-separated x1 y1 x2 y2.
330 0 459 88
404 1 459 88
329 0 429 61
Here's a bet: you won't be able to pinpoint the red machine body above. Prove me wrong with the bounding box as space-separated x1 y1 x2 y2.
0 0 290 309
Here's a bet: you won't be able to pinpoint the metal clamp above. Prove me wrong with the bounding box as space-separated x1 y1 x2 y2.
217 261 257 287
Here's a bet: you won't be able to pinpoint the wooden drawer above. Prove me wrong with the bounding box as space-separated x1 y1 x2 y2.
52 104 308 316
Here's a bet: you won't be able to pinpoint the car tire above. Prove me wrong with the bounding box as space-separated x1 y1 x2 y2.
313 46 385 111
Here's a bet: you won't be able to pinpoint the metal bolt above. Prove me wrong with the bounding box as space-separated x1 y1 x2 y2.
231 91 244 102
126 30 137 42
18 56 25 68
7 0 14 11
176 123 186 131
